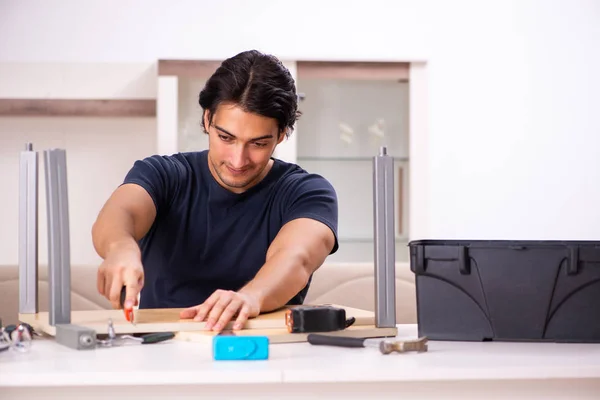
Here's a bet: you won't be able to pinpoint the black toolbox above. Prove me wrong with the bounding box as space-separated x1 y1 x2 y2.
409 240 600 343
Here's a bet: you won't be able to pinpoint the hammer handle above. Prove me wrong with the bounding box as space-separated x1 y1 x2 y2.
307 334 366 348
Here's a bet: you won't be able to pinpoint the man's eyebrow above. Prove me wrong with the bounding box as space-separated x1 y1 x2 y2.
214 125 274 141
249 134 274 141
214 125 235 137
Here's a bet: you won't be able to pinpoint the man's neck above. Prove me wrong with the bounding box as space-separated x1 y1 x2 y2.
207 155 275 194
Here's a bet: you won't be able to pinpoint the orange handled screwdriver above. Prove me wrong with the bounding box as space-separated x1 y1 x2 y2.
119 286 135 324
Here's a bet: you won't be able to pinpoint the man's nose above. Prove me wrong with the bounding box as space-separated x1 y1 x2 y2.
230 145 248 168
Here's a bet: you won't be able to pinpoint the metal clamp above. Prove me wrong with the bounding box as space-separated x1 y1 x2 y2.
0 322 33 353
96 319 175 347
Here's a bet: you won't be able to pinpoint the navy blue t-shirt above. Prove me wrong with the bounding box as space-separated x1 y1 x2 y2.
122 150 339 309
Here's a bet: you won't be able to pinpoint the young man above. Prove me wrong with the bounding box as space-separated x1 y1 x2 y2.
92 50 339 333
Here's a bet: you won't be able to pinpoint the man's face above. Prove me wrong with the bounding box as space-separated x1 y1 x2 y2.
204 103 285 193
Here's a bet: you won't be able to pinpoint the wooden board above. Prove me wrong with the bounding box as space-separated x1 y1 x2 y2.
0 99 156 117
158 59 222 78
176 325 398 344
296 61 410 81
18 304 377 336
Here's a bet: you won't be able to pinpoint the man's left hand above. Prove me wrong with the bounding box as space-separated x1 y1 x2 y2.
179 290 261 332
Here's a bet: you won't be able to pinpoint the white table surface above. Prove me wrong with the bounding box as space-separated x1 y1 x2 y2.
1 324 600 399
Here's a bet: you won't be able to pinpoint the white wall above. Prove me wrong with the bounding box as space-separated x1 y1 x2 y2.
0 63 158 266
178 78 208 153
0 117 156 267
295 79 410 262
0 63 157 98
1 0 599 268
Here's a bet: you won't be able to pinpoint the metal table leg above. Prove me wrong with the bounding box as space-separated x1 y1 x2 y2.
44 148 71 326
19 143 39 314
373 146 397 328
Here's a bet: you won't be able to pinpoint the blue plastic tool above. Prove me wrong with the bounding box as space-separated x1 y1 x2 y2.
212 335 269 360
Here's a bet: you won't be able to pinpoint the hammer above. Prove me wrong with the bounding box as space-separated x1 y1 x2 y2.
307 334 428 354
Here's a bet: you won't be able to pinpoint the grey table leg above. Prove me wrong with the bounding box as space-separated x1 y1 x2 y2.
19 143 39 314
373 146 397 328
44 149 71 326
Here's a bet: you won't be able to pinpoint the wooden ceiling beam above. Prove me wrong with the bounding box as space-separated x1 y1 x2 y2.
158 59 410 81
297 61 410 81
0 99 156 117
158 60 222 79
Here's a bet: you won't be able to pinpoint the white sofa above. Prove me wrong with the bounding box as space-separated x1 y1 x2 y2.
305 262 417 323
0 262 417 326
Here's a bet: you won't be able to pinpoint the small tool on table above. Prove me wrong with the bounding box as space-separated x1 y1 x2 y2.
97 319 175 347
212 332 269 361
1 319 34 353
307 334 429 355
119 286 135 325
285 305 355 333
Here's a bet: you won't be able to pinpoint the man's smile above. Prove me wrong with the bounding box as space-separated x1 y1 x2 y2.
226 165 250 176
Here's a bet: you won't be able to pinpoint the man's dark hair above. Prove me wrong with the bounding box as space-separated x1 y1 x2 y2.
199 50 301 138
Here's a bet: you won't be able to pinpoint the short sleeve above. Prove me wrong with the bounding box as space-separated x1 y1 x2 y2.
122 155 188 216
280 173 339 254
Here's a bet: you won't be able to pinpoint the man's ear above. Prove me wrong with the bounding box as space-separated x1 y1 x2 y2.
277 130 287 144
202 110 210 134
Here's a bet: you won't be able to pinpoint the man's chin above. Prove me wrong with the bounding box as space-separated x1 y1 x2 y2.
224 180 250 189
221 175 255 189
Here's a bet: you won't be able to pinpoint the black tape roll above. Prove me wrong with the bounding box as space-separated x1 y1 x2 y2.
287 305 353 333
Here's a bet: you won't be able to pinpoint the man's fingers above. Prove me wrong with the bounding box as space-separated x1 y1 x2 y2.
184 290 253 332
204 293 233 329
124 284 138 309
123 268 143 308
179 306 200 319
233 305 250 331
97 268 106 296
108 278 124 309
213 299 243 332
104 278 113 303
193 291 222 322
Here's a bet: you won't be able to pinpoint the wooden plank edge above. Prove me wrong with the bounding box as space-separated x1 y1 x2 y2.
19 313 57 336
158 59 410 81
19 310 375 336
0 99 156 117
176 326 399 344
297 61 410 81
158 59 222 78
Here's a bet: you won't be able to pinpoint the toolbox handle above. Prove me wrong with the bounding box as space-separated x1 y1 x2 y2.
458 246 470 275
568 246 579 275
458 246 471 275
508 245 527 250
411 245 470 275
411 245 426 274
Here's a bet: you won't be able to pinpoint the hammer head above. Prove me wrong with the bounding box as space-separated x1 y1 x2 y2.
379 336 428 355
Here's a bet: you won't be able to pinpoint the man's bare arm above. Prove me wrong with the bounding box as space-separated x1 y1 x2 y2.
92 183 157 308
179 217 336 330
239 217 336 312
92 183 156 257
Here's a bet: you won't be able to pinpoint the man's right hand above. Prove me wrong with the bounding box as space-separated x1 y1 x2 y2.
97 243 145 310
